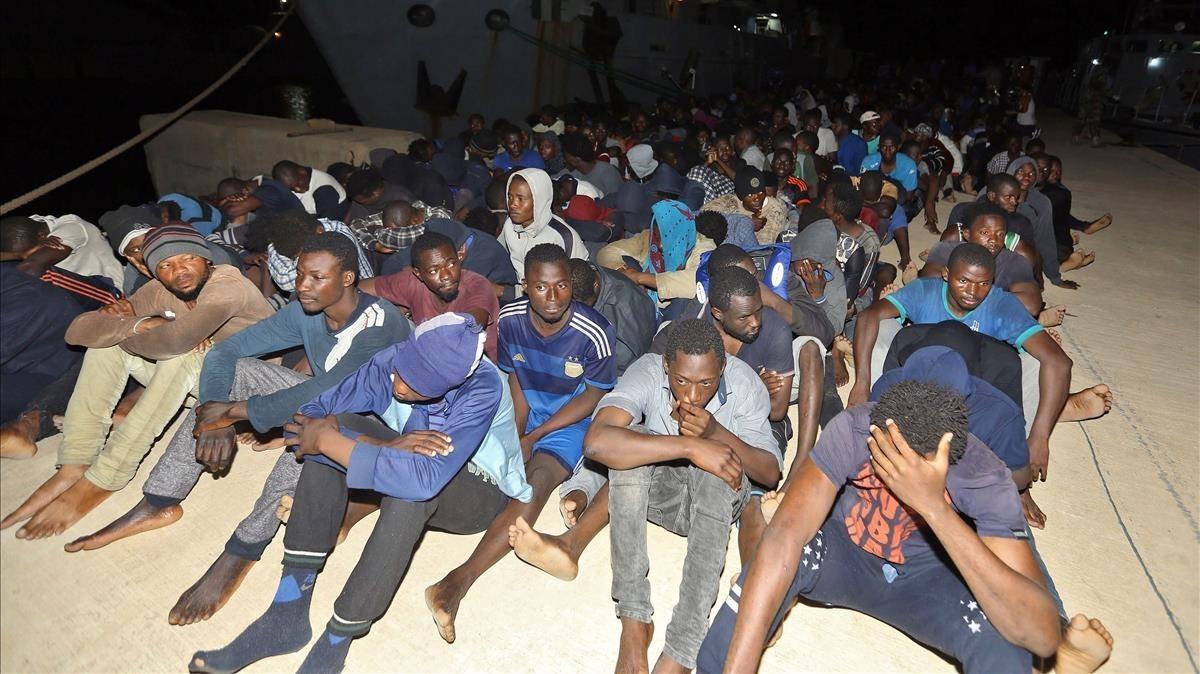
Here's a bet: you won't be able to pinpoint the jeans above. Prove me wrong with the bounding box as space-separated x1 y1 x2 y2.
609 453 751 669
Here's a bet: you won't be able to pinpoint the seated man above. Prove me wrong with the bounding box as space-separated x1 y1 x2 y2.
568 259 656 375
424 243 615 643
362 231 500 360
0 226 273 538
921 202 1043 316
850 243 1072 483
342 167 414 223
249 209 375 294
63 234 411 624
945 173 1042 280
698 380 1111 674
701 167 789 245
189 314 531 674
272 160 348 221
1 214 124 290
586 319 780 673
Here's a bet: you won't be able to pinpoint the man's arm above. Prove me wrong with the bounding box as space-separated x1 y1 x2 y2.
1021 331 1071 481
16 239 71 278
849 299 902 405
724 458 839 672
119 280 254 360
507 370 531 440
892 226 912 270
524 384 607 446
1007 280 1043 316
787 341 824 485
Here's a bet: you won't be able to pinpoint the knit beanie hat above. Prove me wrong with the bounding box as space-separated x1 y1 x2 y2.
98 204 159 256
393 312 487 398
469 130 500 158
734 166 766 199
142 223 213 277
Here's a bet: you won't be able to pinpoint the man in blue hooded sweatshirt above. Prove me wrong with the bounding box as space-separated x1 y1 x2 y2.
189 313 531 674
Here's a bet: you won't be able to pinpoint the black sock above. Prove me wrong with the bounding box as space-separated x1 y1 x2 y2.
188 565 319 673
296 625 356 674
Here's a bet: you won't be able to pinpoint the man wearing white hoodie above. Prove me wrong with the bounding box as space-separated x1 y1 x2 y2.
498 168 588 285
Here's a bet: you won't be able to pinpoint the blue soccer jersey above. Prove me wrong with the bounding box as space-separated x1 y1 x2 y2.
884 277 1043 351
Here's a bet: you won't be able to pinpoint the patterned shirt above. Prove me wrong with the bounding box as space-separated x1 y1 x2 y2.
349 201 455 251
686 165 736 203
267 218 374 292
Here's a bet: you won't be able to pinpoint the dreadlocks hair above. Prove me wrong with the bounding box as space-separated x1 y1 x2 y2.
298 231 361 284
869 379 969 463
523 242 570 277
705 243 752 276
663 318 726 366
568 258 599 305
410 231 457 268
708 266 758 311
947 242 996 276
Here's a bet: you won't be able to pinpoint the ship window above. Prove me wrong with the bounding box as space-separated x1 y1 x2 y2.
1158 40 1181 54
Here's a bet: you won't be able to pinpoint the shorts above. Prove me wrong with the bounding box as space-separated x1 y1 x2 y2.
527 417 588 473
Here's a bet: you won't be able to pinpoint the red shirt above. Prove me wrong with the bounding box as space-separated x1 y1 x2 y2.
372 268 500 362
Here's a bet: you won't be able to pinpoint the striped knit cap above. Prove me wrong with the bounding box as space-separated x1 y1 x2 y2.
142 223 212 277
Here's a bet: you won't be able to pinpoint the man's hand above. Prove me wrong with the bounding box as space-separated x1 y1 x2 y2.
758 367 787 397
1028 435 1050 482
687 438 743 491
795 259 826 299
195 426 237 474
101 299 137 317
750 214 767 232
283 414 340 459
519 434 536 462
617 265 649 287
133 316 170 334
194 401 245 435
384 430 453 457
867 420 951 519
27 236 70 257
676 401 717 438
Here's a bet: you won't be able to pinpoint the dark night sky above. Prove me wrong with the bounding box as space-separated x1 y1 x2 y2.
0 0 1141 217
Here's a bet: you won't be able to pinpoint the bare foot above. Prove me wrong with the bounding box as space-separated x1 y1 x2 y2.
276 494 293 523
337 499 380 545
16 477 113 539
236 431 286 451
1083 213 1112 236
509 516 579 581
64 497 183 552
901 263 918 285
169 553 256 625
111 385 145 426
877 282 899 299
760 490 784 526
1039 304 1067 327
918 248 930 262
832 334 853 357
1021 490 1046 529
559 490 588 528
1046 329 1063 346
52 415 66 432
1055 614 1113 673
1059 384 1113 423
425 578 465 644
1060 250 1096 272
1 464 87 530
0 410 40 459
832 350 851 387
615 617 654 674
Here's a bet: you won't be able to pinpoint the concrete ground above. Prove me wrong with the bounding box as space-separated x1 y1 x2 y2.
2 113 1197 673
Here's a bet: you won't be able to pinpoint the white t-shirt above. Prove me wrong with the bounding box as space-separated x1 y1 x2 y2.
31 214 124 289
741 145 767 171
297 168 347 215
815 127 839 156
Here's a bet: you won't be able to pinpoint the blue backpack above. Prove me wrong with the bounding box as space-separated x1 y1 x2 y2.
694 243 790 304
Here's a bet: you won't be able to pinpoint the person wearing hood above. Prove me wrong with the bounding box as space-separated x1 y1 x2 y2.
700 167 789 245
189 313 532 674
535 131 567 177
596 199 715 308
498 168 588 284
1006 155 1069 289
624 144 658 183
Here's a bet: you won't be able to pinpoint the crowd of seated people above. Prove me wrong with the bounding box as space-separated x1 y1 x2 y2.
0 63 1120 674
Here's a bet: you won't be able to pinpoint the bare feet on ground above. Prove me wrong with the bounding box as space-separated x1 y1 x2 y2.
425 578 466 644
236 431 286 451
760 490 784 526
1045 329 1063 346
901 263 918 285
276 494 293 523
338 499 381 545
917 249 930 262
1 463 87 530
1084 213 1112 236
1060 250 1096 273
832 336 854 387
1039 305 1068 327
52 415 66 432
1056 614 1114 673
877 282 899 299
64 497 183 552
559 490 588 528
615 618 654 674
16 477 113 539
1021 490 1046 529
169 553 256 625
1059 384 1113 423
0 410 40 459
508 515 578 581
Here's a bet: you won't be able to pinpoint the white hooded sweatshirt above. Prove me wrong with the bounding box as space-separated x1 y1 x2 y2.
498 168 588 284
